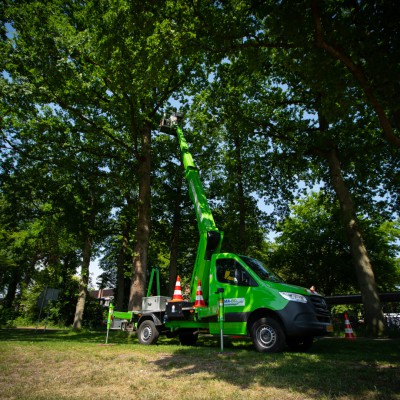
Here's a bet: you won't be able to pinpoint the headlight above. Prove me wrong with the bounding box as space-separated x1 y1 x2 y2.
279 292 307 303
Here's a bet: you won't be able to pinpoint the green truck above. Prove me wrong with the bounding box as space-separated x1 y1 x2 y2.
108 113 333 352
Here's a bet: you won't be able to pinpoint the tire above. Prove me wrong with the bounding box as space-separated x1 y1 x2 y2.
179 329 198 346
121 322 127 332
137 320 159 345
251 317 285 353
287 336 314 352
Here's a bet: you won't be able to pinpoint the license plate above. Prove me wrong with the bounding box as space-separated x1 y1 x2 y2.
326 324 334 332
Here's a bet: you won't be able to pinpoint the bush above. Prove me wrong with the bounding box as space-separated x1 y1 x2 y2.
0 305 19 327
81 296 105 330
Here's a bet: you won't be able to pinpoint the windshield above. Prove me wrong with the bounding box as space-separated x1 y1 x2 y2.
240 256 283 283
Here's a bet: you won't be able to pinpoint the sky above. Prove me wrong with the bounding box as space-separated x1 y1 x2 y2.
89 260 103 289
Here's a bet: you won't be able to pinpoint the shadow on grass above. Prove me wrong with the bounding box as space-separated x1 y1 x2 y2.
151 336 400 399
2 328 399 399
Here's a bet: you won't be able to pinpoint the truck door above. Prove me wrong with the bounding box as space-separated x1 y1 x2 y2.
211 256 257 335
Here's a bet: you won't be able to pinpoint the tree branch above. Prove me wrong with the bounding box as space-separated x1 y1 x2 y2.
54 95 132 152
311 0 400 148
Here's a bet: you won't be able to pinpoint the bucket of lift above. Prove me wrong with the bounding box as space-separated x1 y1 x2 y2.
159 111 183 134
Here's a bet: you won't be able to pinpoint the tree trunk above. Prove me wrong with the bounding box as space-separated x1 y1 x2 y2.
128 125 152 310
72 233 93 330
326 148 386 336
168 175 183 296
115 221 131 310
3 267 21 309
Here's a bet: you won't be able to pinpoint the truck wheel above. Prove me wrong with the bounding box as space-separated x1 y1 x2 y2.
137 320 159 345
251 317 285 353
287 336 313 352
179 329 198 346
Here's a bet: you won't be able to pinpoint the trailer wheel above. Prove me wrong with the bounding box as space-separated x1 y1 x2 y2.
251 317 285 353
179 329 198 346
137 320 159 345
287 336 313 352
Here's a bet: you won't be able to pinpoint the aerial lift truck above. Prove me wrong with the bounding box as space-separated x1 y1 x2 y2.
108 113 333 352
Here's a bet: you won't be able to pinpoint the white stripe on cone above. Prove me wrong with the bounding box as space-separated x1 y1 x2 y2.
194 280 206 308
171 276 183 301
344 313 355 339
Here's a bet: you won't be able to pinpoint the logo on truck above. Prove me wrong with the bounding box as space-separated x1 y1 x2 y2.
224 298 245 306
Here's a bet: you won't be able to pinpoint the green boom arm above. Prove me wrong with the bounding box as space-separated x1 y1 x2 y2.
167 117 223 302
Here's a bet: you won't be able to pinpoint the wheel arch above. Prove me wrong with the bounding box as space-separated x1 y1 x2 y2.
247 308 286 335
138 313 163 328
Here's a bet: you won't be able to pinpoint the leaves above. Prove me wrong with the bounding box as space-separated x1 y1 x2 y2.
1 0 398 329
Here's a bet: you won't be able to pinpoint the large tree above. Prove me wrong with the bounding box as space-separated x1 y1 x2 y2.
270 192 400 296
2 0 398 335
3 0 209 312
310 0 400 149
188 0 398 335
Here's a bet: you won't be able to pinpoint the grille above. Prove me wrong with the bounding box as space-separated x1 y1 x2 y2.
310 295 331 322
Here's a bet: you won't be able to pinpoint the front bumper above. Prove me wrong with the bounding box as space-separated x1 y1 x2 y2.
276 299 333 337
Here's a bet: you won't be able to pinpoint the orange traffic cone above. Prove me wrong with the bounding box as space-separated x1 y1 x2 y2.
344 312 356 339
194 280 206 308
170 276 183 302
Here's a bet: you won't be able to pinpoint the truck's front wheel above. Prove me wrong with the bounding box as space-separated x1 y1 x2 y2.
137 320 159 345
251 317 285 353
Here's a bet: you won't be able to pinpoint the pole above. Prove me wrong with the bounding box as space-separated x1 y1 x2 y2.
106 303 114 344
44 309 49 333
216 288 224 352
36 286 48 333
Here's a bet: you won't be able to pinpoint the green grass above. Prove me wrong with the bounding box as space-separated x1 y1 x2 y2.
0 328 399 400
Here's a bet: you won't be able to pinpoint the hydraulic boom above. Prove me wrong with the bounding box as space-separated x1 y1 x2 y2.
160 113 223 301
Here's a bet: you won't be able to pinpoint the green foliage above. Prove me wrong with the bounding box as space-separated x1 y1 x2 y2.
1 0 399 329
0 305 18 327
268 192 400 295
80 296 105 330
